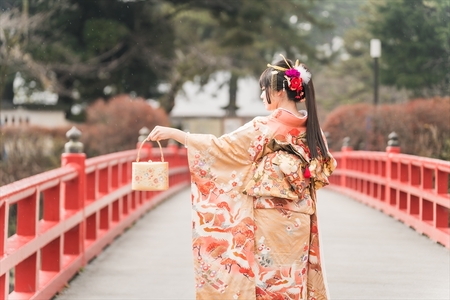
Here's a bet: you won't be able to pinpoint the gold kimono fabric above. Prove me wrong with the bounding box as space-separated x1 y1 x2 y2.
186 108 336 300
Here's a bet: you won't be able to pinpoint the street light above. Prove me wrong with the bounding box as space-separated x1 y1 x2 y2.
370 39 381 106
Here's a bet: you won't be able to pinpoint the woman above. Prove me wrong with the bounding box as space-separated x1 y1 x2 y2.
148 55 336 300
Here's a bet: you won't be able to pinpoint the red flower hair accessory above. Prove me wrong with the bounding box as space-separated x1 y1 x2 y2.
267 54 312 99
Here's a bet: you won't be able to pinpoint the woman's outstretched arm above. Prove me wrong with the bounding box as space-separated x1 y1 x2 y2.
147 126 189 147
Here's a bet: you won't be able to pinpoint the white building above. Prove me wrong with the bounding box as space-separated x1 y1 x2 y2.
0 105 70 128
1 72 69 128
171 72 268 136
1 71 267 133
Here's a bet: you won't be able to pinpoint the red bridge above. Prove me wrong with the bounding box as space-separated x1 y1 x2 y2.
1 128 449 299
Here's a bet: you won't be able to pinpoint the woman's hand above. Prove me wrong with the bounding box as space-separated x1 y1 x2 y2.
148 126 187 146
148 126 175 141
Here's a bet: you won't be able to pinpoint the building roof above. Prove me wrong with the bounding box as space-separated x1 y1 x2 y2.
171 72 269 118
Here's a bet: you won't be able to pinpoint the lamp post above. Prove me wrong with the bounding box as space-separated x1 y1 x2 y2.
370 39 381 106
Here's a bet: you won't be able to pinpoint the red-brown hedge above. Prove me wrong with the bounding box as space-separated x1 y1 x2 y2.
1 95 170 185
0 125 70 185
322 97 450 160
79 94 170 157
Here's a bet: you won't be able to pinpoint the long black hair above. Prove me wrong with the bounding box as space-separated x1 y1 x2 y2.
259 58 329 159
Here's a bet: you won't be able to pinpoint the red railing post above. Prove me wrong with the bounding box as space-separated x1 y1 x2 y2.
15 188 39 294
341 137 353 189
0 202 6 299
328 131 449 248
60 127 86 264
386 132 401 154
0 275 5 299
15 254 38 293
385 132 400 212
0 125 191 299
168 142 179 166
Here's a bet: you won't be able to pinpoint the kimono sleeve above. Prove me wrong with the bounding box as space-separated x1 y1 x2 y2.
186 117 270 167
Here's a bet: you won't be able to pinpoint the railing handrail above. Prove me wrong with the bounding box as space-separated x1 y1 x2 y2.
333 150 450 169
0 143 190 300
1 166 78 205
328 147 450 249
2 134 449 300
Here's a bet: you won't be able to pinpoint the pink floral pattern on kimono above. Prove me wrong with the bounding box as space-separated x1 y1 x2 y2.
186 108 336 299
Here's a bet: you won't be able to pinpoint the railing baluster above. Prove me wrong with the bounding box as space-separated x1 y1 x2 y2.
0 135 192 299
327 132 450 248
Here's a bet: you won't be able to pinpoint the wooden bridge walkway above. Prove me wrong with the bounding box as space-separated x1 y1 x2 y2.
55 188 450 300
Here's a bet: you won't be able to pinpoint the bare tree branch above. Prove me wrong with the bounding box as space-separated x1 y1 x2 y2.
48 46 136 78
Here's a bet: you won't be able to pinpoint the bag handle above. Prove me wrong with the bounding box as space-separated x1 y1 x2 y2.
136 139 164 163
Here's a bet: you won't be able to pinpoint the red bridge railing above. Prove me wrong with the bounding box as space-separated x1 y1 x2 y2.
2 128 449 299
0 129 190 300
328 143 450 249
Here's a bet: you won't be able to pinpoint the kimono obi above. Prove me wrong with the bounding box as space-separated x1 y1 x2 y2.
253 196 315 215
243 150 316 214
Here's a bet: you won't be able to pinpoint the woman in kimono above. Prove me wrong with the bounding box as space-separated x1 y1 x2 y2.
148 55 336 300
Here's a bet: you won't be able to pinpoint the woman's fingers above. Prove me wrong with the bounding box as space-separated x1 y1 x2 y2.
147 126 159 141
148 126 169 141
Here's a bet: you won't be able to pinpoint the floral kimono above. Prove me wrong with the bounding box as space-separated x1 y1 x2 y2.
185 108 336 300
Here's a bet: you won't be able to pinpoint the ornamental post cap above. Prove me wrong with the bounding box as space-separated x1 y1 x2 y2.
138 126 150 143
342 136 351 147
65 126 83 153
387 131 399 147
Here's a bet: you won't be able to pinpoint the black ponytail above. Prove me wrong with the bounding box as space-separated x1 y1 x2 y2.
304 80 329 159
260 59 329 159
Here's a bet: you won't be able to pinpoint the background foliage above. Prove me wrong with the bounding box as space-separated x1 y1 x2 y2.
0 95 169 185
1 0 449 185
0 126 68 185
79 95 170 157
314 0 449 114
323 97 450 161
0 0 330 117
368 0 449 96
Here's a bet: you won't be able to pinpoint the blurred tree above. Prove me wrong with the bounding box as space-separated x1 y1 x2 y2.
0 0 53 104
1 0 175 119
80 94 170 157
368 0 449 96
321 0 449 110
1 0 333 119
308 0 363 63
304 0 373 116
159 0 332 115
316 18 376 111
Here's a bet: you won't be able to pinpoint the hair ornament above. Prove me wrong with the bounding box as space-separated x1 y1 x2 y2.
270 70 278 91
267 54 312 99
297 64 311 84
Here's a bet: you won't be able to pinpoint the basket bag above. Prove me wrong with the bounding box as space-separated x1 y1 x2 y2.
132 140 169 191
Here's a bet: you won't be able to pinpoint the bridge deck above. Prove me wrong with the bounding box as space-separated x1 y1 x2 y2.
55 188 450 299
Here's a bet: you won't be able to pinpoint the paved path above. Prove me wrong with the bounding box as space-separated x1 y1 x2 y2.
55 188 450 300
